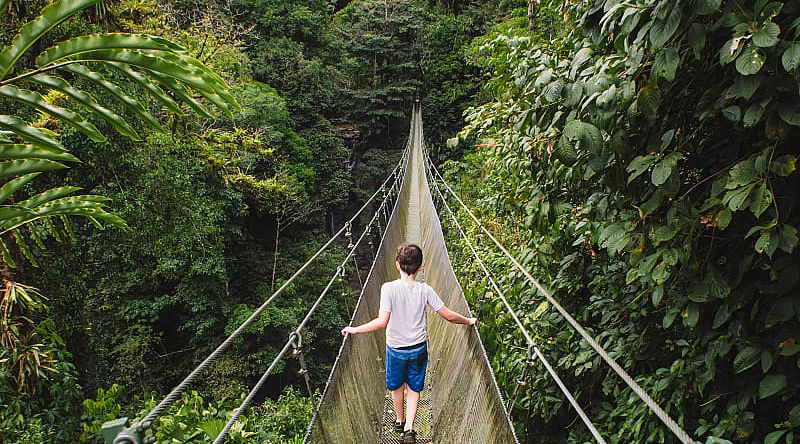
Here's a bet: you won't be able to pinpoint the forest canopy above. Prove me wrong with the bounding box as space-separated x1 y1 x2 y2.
1 0 798 443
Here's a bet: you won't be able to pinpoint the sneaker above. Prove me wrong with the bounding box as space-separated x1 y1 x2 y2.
394 421 405 433
402 429 417 444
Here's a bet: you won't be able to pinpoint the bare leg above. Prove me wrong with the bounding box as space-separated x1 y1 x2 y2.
391 383 406 423
404 388 420 431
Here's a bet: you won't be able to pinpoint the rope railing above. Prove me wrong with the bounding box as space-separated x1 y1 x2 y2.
423 153 606 443
106 152 406 444
424 152 694 444
211 153 406 443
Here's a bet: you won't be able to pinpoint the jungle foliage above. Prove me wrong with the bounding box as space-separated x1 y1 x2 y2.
445 0 800 443
1 0 515 442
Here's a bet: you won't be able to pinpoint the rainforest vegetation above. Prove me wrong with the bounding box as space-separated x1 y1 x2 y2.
1 0 798 443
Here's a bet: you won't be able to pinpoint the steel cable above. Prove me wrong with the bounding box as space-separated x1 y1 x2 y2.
213 170 401 443
425 156 605 443
425 153 693 444
140 157 405 429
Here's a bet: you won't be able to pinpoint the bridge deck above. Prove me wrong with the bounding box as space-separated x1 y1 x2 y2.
379 119 434 444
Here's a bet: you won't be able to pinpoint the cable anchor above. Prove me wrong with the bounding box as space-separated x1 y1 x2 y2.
290 331 313 397
507 343 537 413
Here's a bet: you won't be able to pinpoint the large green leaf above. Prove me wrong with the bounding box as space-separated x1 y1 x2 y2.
649 6 681 48
0 173 40 203
653 48 679 82
143 69 214 119
60 65 164 132
0 84 105 142
752 23 780 48
0 158 67 180
733 346 761 373
0 143 79 162
31 74 141 140
555 133 578 166
562 120 604 154
67 49 218 94
736 44 765 76
0 0 98 79
1 195 126 233
0 115 65 151
35 33 185 66
782 43 800 72
17 186 82 209
758 374 787 399
637 85 661 116
105 63 183 115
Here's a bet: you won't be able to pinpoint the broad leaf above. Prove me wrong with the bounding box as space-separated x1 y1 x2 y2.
36 33 185 66
649 6 681 48
733 346 761 373
0 85 105 142
61 65 164 132
0 173 39 203
0 115 65 151
758 374 787 399
0 0 98 79
0 158 66 179
752 23 780 48
736 44 765 76
0 143 79 162
782 43 800 71
31 74 141 140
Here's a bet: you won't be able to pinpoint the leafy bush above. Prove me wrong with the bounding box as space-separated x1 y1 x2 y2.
447 0 800 442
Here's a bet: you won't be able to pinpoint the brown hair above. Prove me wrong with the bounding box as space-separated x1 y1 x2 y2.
396 243 423 275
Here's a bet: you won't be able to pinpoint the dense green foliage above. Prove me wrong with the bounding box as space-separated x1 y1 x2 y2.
1 0 508 442
446 0 800 442
11 0 795 443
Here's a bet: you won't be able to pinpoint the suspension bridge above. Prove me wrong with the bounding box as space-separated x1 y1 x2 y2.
103 104 694 444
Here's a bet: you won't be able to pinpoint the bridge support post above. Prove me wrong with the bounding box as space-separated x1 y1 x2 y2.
507 344 537 412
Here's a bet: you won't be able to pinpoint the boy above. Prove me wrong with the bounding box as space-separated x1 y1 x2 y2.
341 243 477 444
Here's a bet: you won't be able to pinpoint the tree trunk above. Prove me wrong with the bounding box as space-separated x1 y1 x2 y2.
527 0 538 31
271 219 281 292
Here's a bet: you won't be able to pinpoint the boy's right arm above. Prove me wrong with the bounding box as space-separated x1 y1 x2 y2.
341 310 390 336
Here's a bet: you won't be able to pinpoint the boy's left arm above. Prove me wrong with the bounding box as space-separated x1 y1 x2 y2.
341 310 390 336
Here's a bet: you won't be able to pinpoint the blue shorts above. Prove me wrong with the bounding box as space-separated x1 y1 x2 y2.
386 342 428 393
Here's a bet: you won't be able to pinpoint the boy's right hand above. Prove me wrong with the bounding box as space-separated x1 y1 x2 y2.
468 317 478 326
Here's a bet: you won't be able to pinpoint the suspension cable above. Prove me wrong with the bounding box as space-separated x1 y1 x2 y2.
424 152 693 444
139 156 405 429
425 159 605 443
213 177 398 443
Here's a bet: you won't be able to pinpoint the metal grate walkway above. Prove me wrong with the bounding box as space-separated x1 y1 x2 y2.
379 381 434 443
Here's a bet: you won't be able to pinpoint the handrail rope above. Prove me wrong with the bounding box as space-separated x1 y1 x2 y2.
423 155 606 444
213 168 401 443
424 154 693 444
302 143 414 443
140 156 405 429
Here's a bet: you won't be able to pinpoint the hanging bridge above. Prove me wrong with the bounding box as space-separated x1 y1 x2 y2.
104 104 694 444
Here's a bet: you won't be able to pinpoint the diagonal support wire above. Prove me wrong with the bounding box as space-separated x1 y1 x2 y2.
133 158 405 436
426 160 606 444
213 176 402 443
424 151 693 444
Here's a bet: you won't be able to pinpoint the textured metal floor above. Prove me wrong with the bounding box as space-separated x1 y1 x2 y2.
379 380 434 444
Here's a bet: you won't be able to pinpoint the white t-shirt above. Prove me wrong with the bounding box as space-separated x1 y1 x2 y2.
379 278 445 348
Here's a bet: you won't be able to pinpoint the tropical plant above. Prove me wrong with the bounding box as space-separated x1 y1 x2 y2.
0 0 237 268
446 0 800 442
